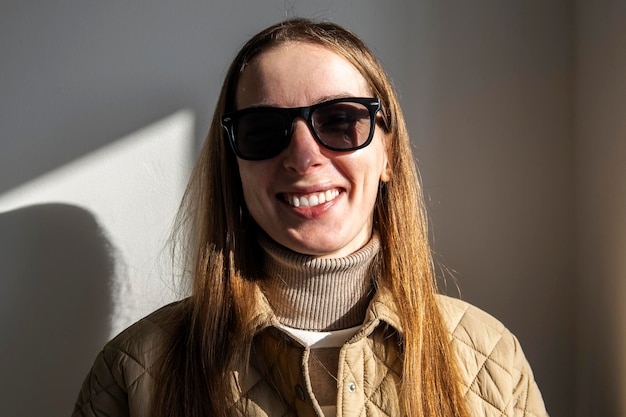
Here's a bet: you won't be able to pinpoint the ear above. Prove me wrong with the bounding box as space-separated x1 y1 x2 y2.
380 161 391 182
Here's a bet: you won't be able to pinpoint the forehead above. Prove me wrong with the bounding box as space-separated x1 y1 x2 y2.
235 42 371 109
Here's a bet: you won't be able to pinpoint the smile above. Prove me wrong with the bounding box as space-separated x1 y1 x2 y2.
284 189 341 208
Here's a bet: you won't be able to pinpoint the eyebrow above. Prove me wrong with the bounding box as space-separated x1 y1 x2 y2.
311 93 361 105
241 93 367 109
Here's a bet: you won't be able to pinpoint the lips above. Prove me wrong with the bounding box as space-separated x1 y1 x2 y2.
283 189 341 208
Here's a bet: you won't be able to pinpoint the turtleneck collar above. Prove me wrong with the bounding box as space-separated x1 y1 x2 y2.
258 232 380 331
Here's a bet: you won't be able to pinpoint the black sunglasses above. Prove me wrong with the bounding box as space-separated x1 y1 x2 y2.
221 97 382 161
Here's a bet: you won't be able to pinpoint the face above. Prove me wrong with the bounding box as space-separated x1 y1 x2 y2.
235 42 390 258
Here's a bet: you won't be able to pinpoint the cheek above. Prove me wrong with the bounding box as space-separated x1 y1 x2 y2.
237 161 272 208
379 144 391 182
342 156 384 199
238 160 264 185
238 164 257 199
367 139 390 184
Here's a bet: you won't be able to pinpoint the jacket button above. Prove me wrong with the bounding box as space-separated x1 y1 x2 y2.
347 382 357 393
295 384 306 401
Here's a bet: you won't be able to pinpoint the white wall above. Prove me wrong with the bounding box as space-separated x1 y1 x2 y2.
0 1 594 416
0 110 194 417
0 111 194 334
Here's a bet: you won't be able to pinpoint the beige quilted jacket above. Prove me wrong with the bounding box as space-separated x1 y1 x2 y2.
73 284 548 416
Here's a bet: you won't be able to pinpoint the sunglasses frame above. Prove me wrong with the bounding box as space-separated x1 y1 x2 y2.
221 97 382 161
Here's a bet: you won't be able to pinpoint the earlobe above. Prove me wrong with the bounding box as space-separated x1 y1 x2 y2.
380 135 392 182
380 161 391 182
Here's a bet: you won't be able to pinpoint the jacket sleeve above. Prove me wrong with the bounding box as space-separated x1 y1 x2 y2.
71 313 166 417
510 334 549 417
437 295 549 417
72 346 130 417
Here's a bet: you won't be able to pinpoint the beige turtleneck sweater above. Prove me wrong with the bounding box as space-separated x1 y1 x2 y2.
258 233 380 412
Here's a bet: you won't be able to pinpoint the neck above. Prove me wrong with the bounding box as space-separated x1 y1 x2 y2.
258 233 380 331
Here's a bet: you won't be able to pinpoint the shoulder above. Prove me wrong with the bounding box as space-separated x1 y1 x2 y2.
106 300 185 358
435 295 548 417
435 295 519 376
436 294 510 345
102 300 186 386
73 301 187 417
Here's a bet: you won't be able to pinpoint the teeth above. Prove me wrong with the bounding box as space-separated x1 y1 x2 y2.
286 189 340 208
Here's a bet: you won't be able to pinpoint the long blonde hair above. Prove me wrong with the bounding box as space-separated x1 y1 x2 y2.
155 18 469 417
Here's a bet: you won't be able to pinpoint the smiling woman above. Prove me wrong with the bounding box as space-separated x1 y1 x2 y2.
72 18 548 417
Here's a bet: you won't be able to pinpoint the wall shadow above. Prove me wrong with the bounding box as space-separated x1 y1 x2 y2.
0 203 113 416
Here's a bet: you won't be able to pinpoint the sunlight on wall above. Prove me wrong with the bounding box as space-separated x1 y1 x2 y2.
0 110 194 337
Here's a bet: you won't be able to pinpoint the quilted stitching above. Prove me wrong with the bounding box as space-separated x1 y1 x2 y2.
438 295 548 417
341 345 367 417
105 345 154 389
363 345 401 417
74 296 547 417
337 325 402 417
229 334 297 416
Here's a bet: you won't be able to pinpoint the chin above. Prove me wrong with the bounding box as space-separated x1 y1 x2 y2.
279 238 340 257
298 242 356 259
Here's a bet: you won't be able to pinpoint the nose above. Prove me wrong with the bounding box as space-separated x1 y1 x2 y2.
282 118 326 174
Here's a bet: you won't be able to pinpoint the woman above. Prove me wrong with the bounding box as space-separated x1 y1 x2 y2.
73 18 548 417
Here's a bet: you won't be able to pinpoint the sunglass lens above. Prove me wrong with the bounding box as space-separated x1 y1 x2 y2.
235 111 289 160
312 102 371 150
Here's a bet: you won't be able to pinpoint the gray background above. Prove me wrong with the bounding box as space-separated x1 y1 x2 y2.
1 1 624 416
